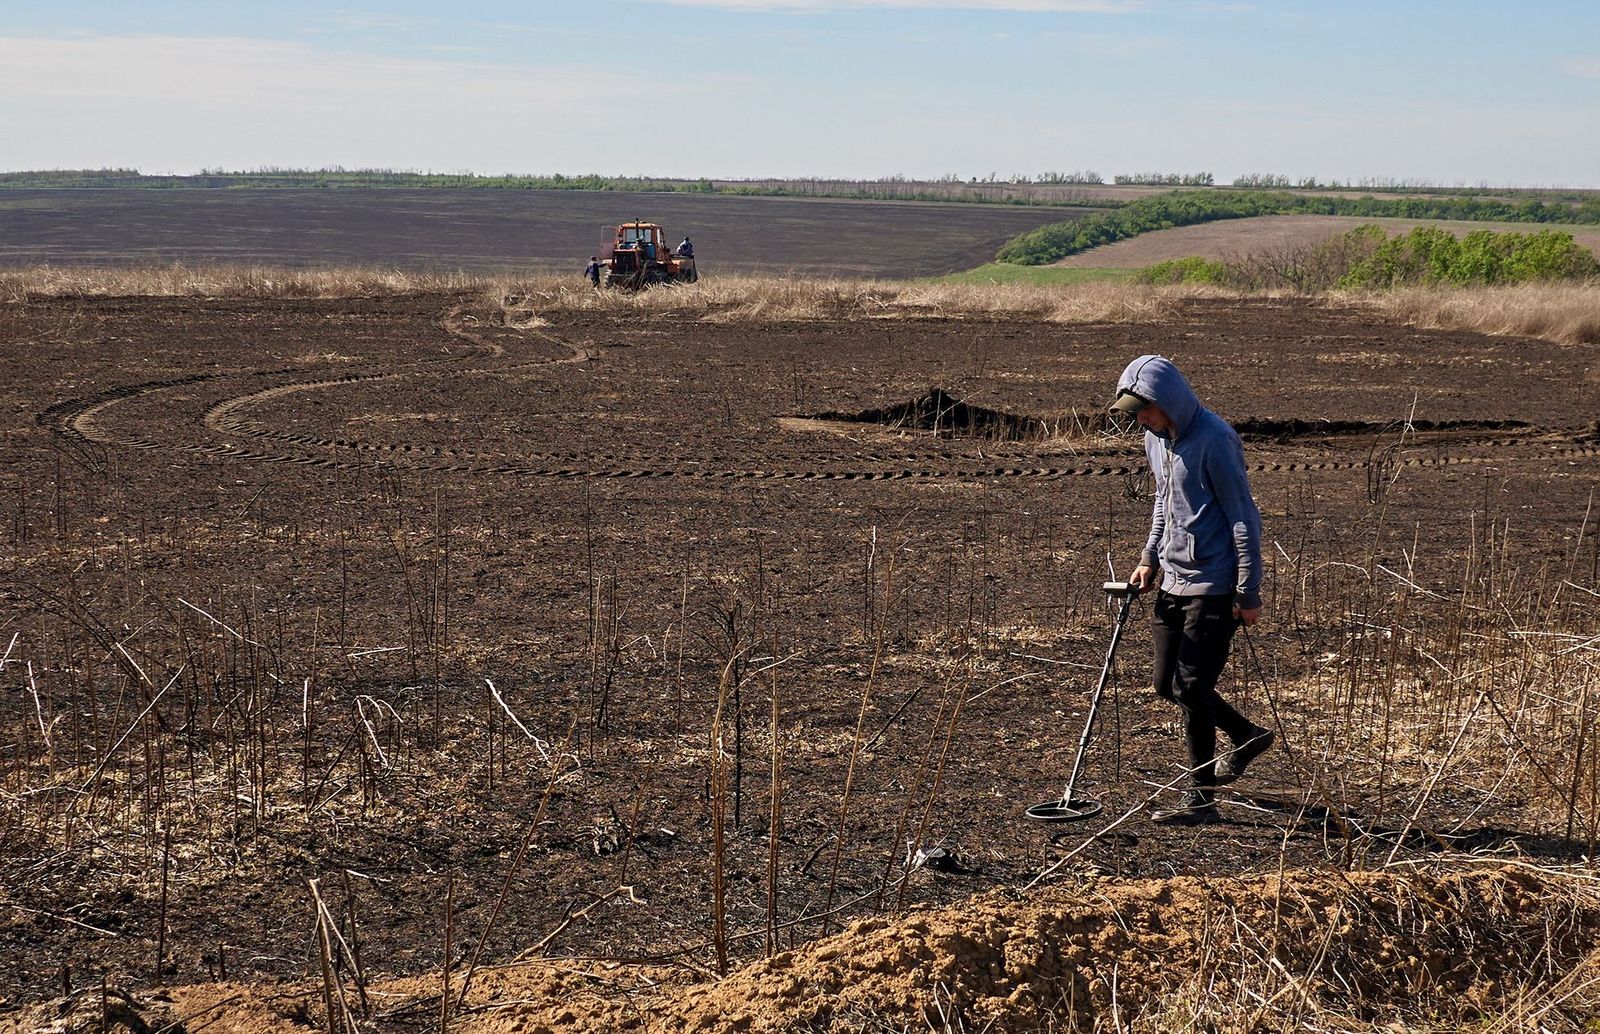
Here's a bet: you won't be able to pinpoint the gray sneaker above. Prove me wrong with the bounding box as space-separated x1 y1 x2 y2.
1215 728 1274 785
1150 790 1220 826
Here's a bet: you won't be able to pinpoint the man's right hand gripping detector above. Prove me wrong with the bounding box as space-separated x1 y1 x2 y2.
1102 581 1142 598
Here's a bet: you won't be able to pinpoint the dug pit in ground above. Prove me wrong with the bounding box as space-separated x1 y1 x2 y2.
809 387 1051 441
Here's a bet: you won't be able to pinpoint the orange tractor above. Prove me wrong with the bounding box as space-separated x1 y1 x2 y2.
599 221 698 289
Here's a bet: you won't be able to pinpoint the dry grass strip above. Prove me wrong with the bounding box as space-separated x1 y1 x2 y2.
1353 282 1600 346
7 263 1598 345
0 264 1219 324
0 263 481 302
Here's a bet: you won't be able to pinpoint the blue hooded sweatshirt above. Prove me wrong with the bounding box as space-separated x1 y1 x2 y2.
1116 355 1262 609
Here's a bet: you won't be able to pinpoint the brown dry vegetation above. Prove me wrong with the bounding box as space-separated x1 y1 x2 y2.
1358 282 1600 347
6 264 1600 349
493 274 1206 325
0 265 484 303
0 265 1210 323
1 281 1598 1033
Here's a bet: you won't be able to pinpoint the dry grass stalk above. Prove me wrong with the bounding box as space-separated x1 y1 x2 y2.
307 878 358 1034
453 720 578 1010
155 827 171 985
440 873 454 1034
767 629 783 958
516 885 629 961
338 870 371 1019
821 549 895 931
883 667 960 911
710 656 732 979
708 653 740 976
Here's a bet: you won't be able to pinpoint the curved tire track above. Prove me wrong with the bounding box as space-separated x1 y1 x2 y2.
39 311 1600 482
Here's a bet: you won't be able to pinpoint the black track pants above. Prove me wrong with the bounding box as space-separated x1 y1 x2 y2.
1151 591 1256 788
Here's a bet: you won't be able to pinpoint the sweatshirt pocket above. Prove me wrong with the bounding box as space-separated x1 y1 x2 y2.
1165 530 1197 567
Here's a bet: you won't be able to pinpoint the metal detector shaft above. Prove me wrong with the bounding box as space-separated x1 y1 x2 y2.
1055 586 1138 808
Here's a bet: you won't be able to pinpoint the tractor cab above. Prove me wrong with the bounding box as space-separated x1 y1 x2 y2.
615 223 663 258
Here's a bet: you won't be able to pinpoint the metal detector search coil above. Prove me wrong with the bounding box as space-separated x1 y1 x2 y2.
1025 580 1141 825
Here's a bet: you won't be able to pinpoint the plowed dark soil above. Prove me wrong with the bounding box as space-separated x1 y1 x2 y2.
1 294 1597 1027
0 189 1102 277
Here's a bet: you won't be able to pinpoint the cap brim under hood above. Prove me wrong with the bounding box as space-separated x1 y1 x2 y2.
1114 355 1201 437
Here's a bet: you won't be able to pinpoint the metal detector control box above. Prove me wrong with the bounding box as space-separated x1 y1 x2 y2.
1102 581 1141 597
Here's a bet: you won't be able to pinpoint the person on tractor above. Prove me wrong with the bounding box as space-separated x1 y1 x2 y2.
675 237 694 259
1111 355 1274 826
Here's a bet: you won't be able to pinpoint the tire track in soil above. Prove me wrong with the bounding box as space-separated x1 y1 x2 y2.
39 311 1600 482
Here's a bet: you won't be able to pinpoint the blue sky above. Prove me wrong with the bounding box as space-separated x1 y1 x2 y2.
3 1 1597 185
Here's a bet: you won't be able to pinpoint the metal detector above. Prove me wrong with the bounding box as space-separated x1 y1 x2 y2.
1025 580 1141 824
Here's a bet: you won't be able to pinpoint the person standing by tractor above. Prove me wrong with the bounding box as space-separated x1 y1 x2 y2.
584 256 601 287
675 236 694 259
1111 355 1275 825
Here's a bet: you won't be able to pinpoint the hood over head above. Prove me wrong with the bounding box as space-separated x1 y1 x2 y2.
1114 354 1202 438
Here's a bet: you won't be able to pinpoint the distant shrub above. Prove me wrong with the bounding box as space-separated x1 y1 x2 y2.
1223 225 1387 291
1208 224 1598 292
1340 227 1600 288
1137 257 1231 285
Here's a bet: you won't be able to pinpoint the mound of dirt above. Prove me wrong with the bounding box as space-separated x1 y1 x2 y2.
813 388 1046 440
500 866 1591 1033
19 866 1590 1034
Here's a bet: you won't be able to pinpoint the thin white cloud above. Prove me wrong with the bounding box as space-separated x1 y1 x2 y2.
1559 57 1600 79
1039 30 1170 58
311 11 440 33
0 35 629 105
651 0 1146 12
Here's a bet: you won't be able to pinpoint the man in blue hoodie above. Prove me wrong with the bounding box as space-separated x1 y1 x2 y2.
1111 355 1274 825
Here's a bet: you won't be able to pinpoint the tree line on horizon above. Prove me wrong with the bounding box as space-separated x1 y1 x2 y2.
2 167 1594 203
